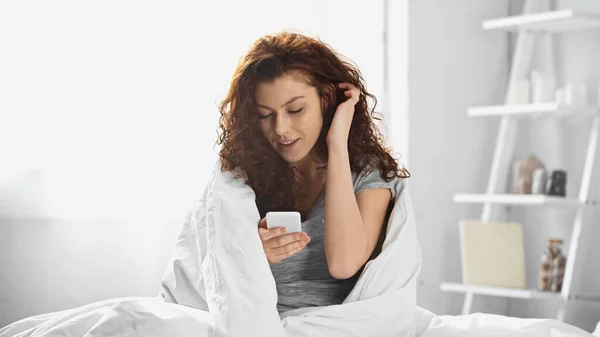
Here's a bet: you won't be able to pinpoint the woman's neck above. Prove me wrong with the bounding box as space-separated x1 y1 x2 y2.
292 150 326 181
291 151 327 215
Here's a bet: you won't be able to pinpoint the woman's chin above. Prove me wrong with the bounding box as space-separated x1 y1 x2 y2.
280 153 302 163
278 151 309 165
272 141 315 166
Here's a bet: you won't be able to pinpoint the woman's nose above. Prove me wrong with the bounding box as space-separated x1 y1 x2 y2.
274 113 291 136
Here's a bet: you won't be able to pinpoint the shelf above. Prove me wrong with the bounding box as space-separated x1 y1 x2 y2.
467 103 599 118
453 193 585 208
483 9 600 33
440 282 562 300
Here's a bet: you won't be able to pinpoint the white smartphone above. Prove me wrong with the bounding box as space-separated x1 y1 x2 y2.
266 211 302 233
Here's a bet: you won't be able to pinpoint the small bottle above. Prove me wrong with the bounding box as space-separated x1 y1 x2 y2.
550 239 566 292
547 170 567 197
537 249 552 291
532 168 548 194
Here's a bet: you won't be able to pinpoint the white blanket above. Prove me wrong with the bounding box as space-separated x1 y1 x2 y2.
157 160 422 336
0 161 594 337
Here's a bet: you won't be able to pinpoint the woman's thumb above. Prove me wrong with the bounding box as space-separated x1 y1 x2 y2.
258 217 267 229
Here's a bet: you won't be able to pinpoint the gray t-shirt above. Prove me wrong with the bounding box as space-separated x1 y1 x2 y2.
269 167 398 313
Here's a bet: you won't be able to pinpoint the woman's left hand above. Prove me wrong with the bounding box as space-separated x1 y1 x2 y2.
326 83 360 147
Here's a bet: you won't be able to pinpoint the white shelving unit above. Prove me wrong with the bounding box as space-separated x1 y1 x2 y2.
441 282 600 303
467 103 599 118
441 1 600 323
483 9 600 32
453 193 587 208
440 282 562 300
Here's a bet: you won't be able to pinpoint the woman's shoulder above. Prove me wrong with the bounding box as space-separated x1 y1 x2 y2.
351 164 400 182
351 165 403 199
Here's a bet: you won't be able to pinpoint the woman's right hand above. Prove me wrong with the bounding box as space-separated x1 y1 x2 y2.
258 217 311 264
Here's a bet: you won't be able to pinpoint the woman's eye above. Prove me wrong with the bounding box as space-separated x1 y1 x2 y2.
289 108 303 114
260 114 272 119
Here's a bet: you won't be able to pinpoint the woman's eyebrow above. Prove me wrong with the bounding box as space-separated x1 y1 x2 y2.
257 95 305 111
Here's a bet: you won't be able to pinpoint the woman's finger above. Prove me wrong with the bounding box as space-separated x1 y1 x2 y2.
269 236 310 256
345 88 360 102
338 82 354 90
258 217 267 229
272 243 307 263
259 227 286 241
268 232 307 248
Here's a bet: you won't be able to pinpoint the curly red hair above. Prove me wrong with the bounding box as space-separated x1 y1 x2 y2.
217 32 409 217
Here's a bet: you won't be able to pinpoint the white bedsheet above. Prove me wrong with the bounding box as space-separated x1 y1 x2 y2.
0 160 593 337
415 307 592 337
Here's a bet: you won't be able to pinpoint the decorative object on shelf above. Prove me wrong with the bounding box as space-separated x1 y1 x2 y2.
538 246 552 291
459 220 526 288
547 170 567 197
531 168 548 194
531 70 556 103
538 238 566 292
508 77 531 104
551 240 567 292
513 155 545 194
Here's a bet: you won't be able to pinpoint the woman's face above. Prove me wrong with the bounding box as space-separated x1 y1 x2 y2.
255 72 323 165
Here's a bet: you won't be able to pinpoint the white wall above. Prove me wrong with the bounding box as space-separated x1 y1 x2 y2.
408 0 509 315
409 0 600 332
0 0 387 328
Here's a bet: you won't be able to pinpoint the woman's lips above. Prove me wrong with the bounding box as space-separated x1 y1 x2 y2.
277 138 299 151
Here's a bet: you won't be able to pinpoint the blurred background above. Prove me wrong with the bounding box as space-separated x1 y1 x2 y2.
1 0 599 333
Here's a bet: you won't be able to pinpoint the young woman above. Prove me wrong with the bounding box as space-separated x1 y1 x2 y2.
216 32 410 313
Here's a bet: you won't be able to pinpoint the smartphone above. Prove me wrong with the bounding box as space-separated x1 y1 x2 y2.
266 211 302 233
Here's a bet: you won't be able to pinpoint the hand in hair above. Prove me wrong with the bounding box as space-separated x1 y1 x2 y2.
326 82 360 147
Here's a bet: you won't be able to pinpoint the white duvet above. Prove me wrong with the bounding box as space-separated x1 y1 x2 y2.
0 161 594 337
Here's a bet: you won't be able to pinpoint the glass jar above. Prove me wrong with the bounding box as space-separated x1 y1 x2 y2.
538 238 566 292
537 250 552 291
550 239 566 292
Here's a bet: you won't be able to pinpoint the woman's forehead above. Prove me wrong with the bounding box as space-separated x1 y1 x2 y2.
255 73 317 103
